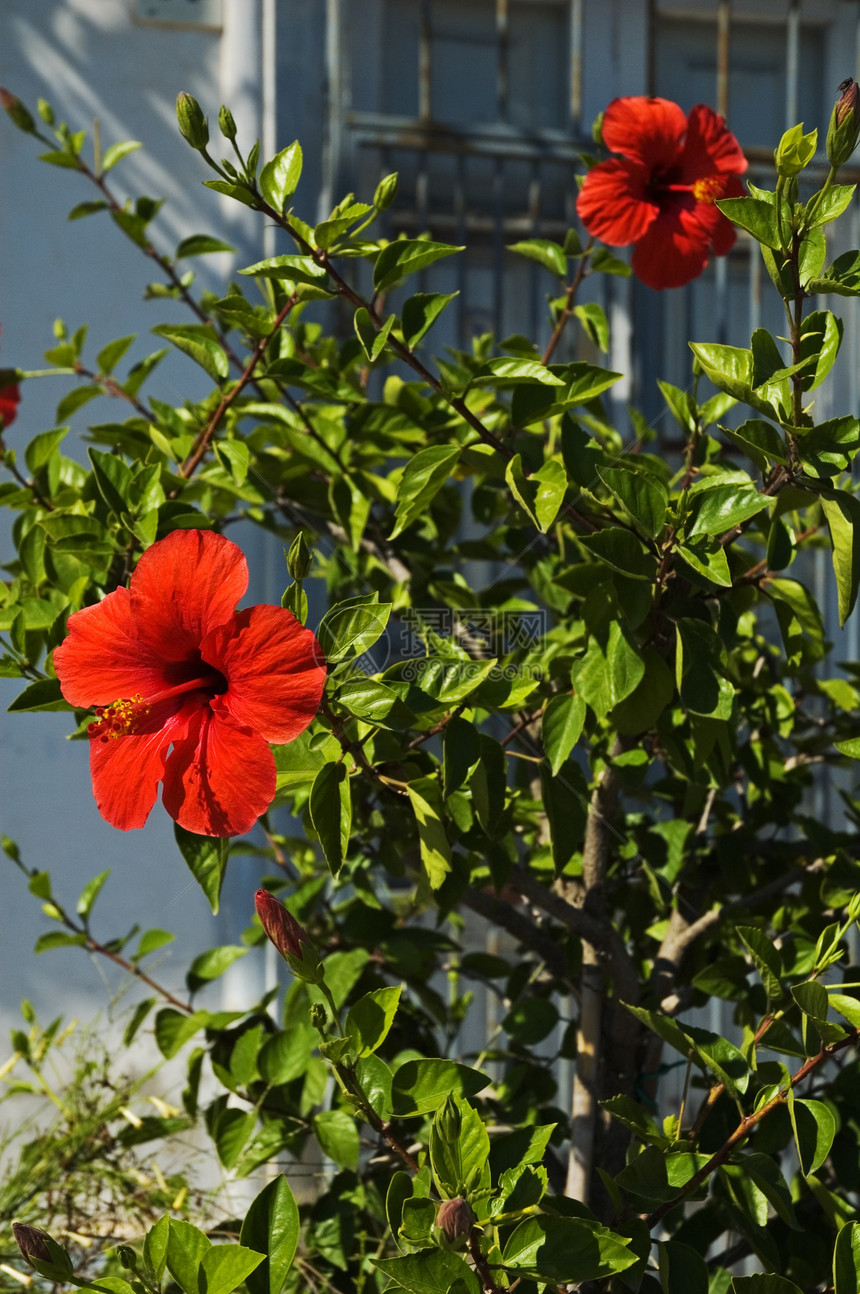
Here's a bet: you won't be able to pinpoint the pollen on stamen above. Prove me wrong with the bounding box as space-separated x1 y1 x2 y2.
88 693 150 741
692 175 723 204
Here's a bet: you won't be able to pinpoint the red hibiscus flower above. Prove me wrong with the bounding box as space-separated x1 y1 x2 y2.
0 380 20 428
53 529 327 836
576 96 747 291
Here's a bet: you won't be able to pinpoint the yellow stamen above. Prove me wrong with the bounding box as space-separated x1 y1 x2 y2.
692 175 723 204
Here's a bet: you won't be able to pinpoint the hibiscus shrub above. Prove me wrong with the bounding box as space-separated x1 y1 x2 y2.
5 81 860 1294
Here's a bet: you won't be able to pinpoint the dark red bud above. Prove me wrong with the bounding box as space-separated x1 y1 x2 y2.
836 79 860 127
12 1223 53 1265
0 89 36 133
255 889 308 959
436 1198 475 1243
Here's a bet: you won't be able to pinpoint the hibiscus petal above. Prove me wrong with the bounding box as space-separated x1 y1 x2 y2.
203 605 327 743
162 708 276 836
577 158 658 245
88 698 198 830
679 104 747 181
54 587 177 707
682 183 739 256
130 529 248 662
601 96 687 170
632 213 710 291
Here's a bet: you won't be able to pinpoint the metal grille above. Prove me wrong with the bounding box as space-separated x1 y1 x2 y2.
324 0 599 355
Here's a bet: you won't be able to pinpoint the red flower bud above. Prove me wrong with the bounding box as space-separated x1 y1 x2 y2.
827 78 860 168
0 89 36 134
12 1223 53 1265
255 889 308 959
436 1198 475 1243
0 380 21 430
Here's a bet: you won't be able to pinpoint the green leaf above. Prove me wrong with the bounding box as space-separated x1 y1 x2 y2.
731 1278 803 1294
314 1108 360 1170
716 196 780 249
167 1219 211 1294
317 596 392 661
590 247 631 276
470 357 564 388
241 1176 300 1294
442 715 482 796
833 1221 860 1294
501 1216 635 1283
213 1108 256 1169
200 1245 264 1294
542 692 586 776
309 761 351 876
540 759 588 870
807 248 860 297
790 1098 835 1176
259 141 302 212
722 418 787 472
34 931 87 953
675 618 734 720
407 777 451 889
374 1250 480 1294
807 183 855 228
143 1216 170 1283
186 945 248 993
25 426 68 471
354 307 395 362
373 239 463 293
336 677 413 729
598 463 667 537
176 234 236 258
390 445 460 538
686 485 769 537
345 985 402 1057
89 446 133 513
239 254 328 287
658 1241 709 1294
606 621 645 706
676 539 732 589
68 200 108 220
101 139 142 171
798 415 860 479
154 1009 207 1060
508 238 567 276
173 824 227 911
76 869 110 919
7 679 74 713
430 1095 490 1198
737 926 784 1007
151 324 228 382
579 528 657 582
96 334 135 374
401 292 458 348
505 453 567 532
574 302 610 352
820 487 860 625
391 1059 488 1118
